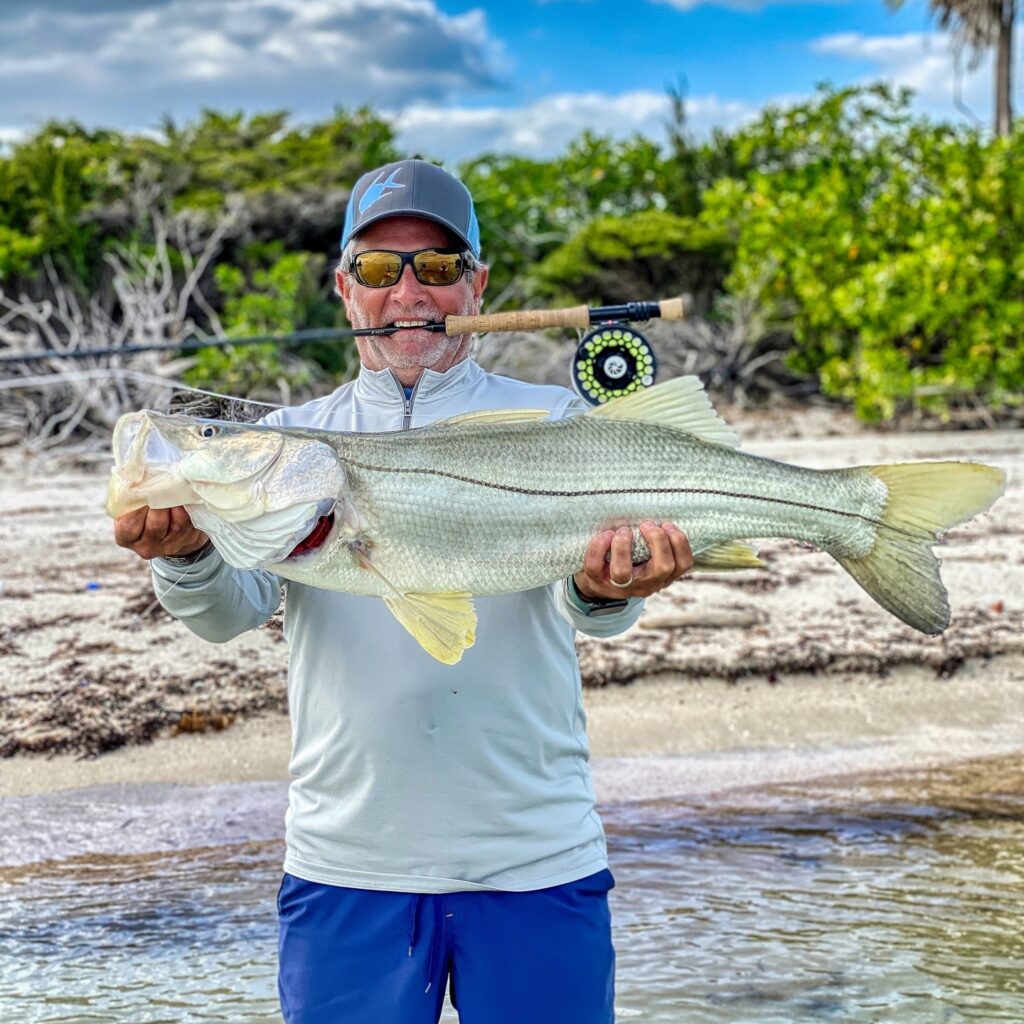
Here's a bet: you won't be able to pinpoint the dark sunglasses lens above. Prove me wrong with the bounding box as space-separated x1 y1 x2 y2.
354 251 402 288
413 251 464 286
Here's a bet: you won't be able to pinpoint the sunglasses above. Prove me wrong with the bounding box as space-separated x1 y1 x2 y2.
350 248 471 288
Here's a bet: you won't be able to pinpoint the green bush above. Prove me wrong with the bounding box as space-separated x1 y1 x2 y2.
186 244 326 397
0 108 399 288
460 133 681 306
699 84 1024 420
0 225 43 279
532 209 730 310
0 122 121 284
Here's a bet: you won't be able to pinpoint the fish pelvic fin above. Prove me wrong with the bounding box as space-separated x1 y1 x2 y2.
838 461 1006 635
692 541 766 572
349 539 476 663
586 375 741 449
383 592 477 665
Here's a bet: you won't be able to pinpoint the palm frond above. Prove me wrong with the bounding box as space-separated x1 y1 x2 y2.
887 0 1007 58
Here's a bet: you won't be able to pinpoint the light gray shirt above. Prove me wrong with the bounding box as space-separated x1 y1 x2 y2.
152 358 642 892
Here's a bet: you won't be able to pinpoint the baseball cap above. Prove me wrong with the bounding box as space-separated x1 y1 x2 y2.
341 159 481 258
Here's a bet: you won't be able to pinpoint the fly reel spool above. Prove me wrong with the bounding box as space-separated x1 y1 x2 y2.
571 323 657 406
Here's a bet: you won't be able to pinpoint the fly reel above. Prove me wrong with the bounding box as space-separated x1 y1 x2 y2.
571 323 657 406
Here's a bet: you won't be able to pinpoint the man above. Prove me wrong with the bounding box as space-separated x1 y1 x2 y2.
114 159 693 1024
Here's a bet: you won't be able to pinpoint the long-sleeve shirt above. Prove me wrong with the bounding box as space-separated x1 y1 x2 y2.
152 358 642 892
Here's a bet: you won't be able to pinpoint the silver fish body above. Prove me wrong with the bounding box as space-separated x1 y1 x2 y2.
278 416 885 596
107 376 1006 663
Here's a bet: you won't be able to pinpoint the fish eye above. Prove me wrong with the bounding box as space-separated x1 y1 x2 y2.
198 424 219 439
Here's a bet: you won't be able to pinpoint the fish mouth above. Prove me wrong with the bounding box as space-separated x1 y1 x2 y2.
287 512 335 559
107 411 196 517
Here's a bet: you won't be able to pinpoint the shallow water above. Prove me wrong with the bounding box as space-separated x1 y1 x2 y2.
1 757 1022 1023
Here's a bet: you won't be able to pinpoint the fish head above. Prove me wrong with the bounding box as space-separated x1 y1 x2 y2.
107 410 349 567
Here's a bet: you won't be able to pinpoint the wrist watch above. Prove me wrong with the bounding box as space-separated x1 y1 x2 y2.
565 576 630 617
161 539 216 566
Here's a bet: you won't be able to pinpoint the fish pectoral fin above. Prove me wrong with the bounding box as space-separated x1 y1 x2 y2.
433 408 551 428
585 375 741 449
692 541 766 572
383 591 477 665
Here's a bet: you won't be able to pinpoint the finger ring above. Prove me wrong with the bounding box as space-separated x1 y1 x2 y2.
609 574 634 589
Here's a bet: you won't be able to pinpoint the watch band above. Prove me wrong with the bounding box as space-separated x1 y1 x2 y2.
161 539 216 566
566 576 630 616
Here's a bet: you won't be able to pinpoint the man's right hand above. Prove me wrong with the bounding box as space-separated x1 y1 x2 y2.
114 506 209 561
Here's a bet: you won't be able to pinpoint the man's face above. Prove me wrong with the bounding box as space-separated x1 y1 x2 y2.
337 216 488 385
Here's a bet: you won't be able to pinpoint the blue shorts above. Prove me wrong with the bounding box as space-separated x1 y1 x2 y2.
277 868 616 1023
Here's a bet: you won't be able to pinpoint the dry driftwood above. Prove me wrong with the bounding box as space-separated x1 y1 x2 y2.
0 197 238 451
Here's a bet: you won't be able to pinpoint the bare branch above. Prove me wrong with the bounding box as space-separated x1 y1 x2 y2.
0 196 235 450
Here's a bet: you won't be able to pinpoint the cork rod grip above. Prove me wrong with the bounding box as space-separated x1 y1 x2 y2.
445 305 591 335
659 296 687 320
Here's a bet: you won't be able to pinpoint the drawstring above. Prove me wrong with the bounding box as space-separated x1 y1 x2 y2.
407 893 439 994
408 894 422 956
424 898 438 993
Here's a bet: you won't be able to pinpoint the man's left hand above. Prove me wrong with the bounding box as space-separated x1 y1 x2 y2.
573 522 693 602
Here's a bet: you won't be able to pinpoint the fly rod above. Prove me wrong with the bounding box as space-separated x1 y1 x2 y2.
0 297 689 375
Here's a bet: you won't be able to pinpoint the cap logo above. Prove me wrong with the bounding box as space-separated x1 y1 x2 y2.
358 169 405 215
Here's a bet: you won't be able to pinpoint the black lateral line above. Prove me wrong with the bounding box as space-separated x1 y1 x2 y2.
344 457 921 539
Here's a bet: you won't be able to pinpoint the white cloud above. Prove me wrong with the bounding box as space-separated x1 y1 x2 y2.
651 1 764 8
391 89 759 162
651 0 847 10
0 0 507 128
812 30 996 125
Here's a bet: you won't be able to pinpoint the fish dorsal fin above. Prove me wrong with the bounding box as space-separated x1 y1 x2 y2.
434 408 551 428
585 376 740 449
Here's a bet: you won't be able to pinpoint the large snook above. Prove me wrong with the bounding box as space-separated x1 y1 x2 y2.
107 376 1006 664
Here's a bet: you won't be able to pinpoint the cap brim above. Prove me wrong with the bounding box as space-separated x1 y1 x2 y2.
344 209 476 256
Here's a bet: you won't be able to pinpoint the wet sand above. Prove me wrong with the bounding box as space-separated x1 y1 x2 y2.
2 655 1022 802
0 415 1021 801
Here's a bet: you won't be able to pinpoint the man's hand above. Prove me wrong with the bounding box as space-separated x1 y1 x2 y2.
114 506 209 561
574 522 693 601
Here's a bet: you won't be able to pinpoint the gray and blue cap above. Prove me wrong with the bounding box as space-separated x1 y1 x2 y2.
341 159 481 259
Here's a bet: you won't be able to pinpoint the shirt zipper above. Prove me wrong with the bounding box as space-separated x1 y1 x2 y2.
390 371 422 431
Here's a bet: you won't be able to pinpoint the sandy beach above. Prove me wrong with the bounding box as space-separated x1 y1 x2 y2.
1 413 1021 802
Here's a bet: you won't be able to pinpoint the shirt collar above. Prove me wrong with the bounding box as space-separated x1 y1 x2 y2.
353 357 483 406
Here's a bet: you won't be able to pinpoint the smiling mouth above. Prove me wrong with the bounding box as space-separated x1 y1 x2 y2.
288 512 335 559
388 319 446 331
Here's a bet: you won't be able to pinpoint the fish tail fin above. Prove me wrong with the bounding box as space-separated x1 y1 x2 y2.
836 462 1005 634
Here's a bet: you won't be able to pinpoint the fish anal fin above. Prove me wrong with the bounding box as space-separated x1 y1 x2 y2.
692 541 766 572
383 591 477 665
434 408 551 428
585 376 741 449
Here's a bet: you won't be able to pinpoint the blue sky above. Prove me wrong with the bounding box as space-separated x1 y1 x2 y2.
0 0 1009 162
